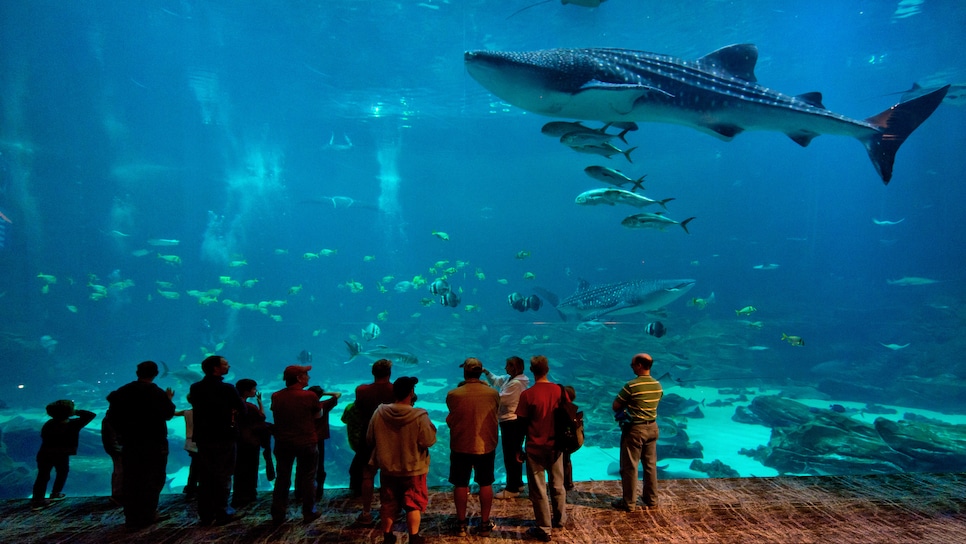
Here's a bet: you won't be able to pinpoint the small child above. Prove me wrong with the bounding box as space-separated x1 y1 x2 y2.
31 400 96 510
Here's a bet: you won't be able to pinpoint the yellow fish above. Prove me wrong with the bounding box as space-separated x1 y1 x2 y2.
289 284 303 295
523 272 536 280
303 252 319 260
781 333 805 347
229 260 247 267
37 274 58 284
157 253 182 265
515 250 531 260
735 306 757 316
432 231 450 241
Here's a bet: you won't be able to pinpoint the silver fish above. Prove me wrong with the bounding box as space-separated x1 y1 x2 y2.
621 212 695 233
575 188 673 209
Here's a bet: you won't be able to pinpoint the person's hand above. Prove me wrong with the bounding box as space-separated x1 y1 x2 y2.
333 392 342 399
256 391 263 404
165 387 175 399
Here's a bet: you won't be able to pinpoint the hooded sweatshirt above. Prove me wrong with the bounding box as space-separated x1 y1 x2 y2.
367 402 437 477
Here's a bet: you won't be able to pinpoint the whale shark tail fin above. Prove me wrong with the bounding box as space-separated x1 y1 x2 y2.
863 84 948 184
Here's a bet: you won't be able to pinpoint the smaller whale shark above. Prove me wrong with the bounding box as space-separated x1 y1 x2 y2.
535 278 695 322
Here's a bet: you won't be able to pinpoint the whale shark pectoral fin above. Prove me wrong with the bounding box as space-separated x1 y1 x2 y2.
574 82 673 116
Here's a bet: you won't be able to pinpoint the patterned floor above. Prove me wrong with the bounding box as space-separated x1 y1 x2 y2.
3 473 964 543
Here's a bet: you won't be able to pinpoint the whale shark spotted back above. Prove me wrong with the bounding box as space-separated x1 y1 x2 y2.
464 45 949 184
536 278 695 322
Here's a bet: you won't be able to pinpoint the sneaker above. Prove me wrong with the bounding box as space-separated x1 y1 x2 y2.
49 493 66 501
382 533 397 544
611 499 633 512
455 520 468 537
494 489 520 500
477 520 495 537
408 534 425 544
526 527 552 542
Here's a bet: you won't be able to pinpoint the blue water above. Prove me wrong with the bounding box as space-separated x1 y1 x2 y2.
1 1 964 498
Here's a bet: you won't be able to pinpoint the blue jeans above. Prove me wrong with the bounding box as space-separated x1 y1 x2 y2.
619 421 659 506
271 442 318 521
525 448 567 534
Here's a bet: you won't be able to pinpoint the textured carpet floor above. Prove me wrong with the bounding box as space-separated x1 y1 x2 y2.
3 473 964 543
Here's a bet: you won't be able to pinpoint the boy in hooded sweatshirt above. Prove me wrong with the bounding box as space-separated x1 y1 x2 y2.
367 376 437 544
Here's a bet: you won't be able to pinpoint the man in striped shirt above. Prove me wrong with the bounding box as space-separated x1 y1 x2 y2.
612 353 663 511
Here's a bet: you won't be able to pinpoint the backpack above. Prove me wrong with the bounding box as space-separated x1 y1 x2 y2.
340 401 366 452
553 385 584 454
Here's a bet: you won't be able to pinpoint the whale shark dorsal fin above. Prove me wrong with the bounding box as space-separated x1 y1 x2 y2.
697 44 758 83
796 92 825 109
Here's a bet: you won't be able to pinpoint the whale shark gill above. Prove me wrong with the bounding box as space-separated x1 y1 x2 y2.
464 44 949 184
535 278 695 322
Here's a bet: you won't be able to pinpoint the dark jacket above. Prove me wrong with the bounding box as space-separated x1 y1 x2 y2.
189 375 246 445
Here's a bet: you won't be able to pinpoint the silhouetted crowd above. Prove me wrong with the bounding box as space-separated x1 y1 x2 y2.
30 352 663 543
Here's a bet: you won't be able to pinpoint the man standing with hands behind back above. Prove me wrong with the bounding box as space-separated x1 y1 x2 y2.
612 353 663 512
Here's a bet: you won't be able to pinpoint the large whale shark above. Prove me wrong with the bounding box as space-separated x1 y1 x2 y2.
535 278 695 322
464 44 949 184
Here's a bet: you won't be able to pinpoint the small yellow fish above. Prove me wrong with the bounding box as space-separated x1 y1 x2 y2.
41 284 50 295
157 253 182 265
37 274 58 284
318 249 337 257
66 305 78 313
289 284 303 295
156 281 175 289
198 295 218 305
515 250 531 260
270 314 283 322
229 260 247 267
735 306 757 316
274 249 289 255
242 279 259 288
381 275 395 284
411 275 427 288
464 304 481 312
157 289 180 300
475 268 486 280
377 283 387 294
523 272 536 280
345 281 364 293
377 310 389 321
433 260 450 269
781 333 805 347
496 279 508 285
432 231 449 241
363 255 376 262
303 252 319 260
